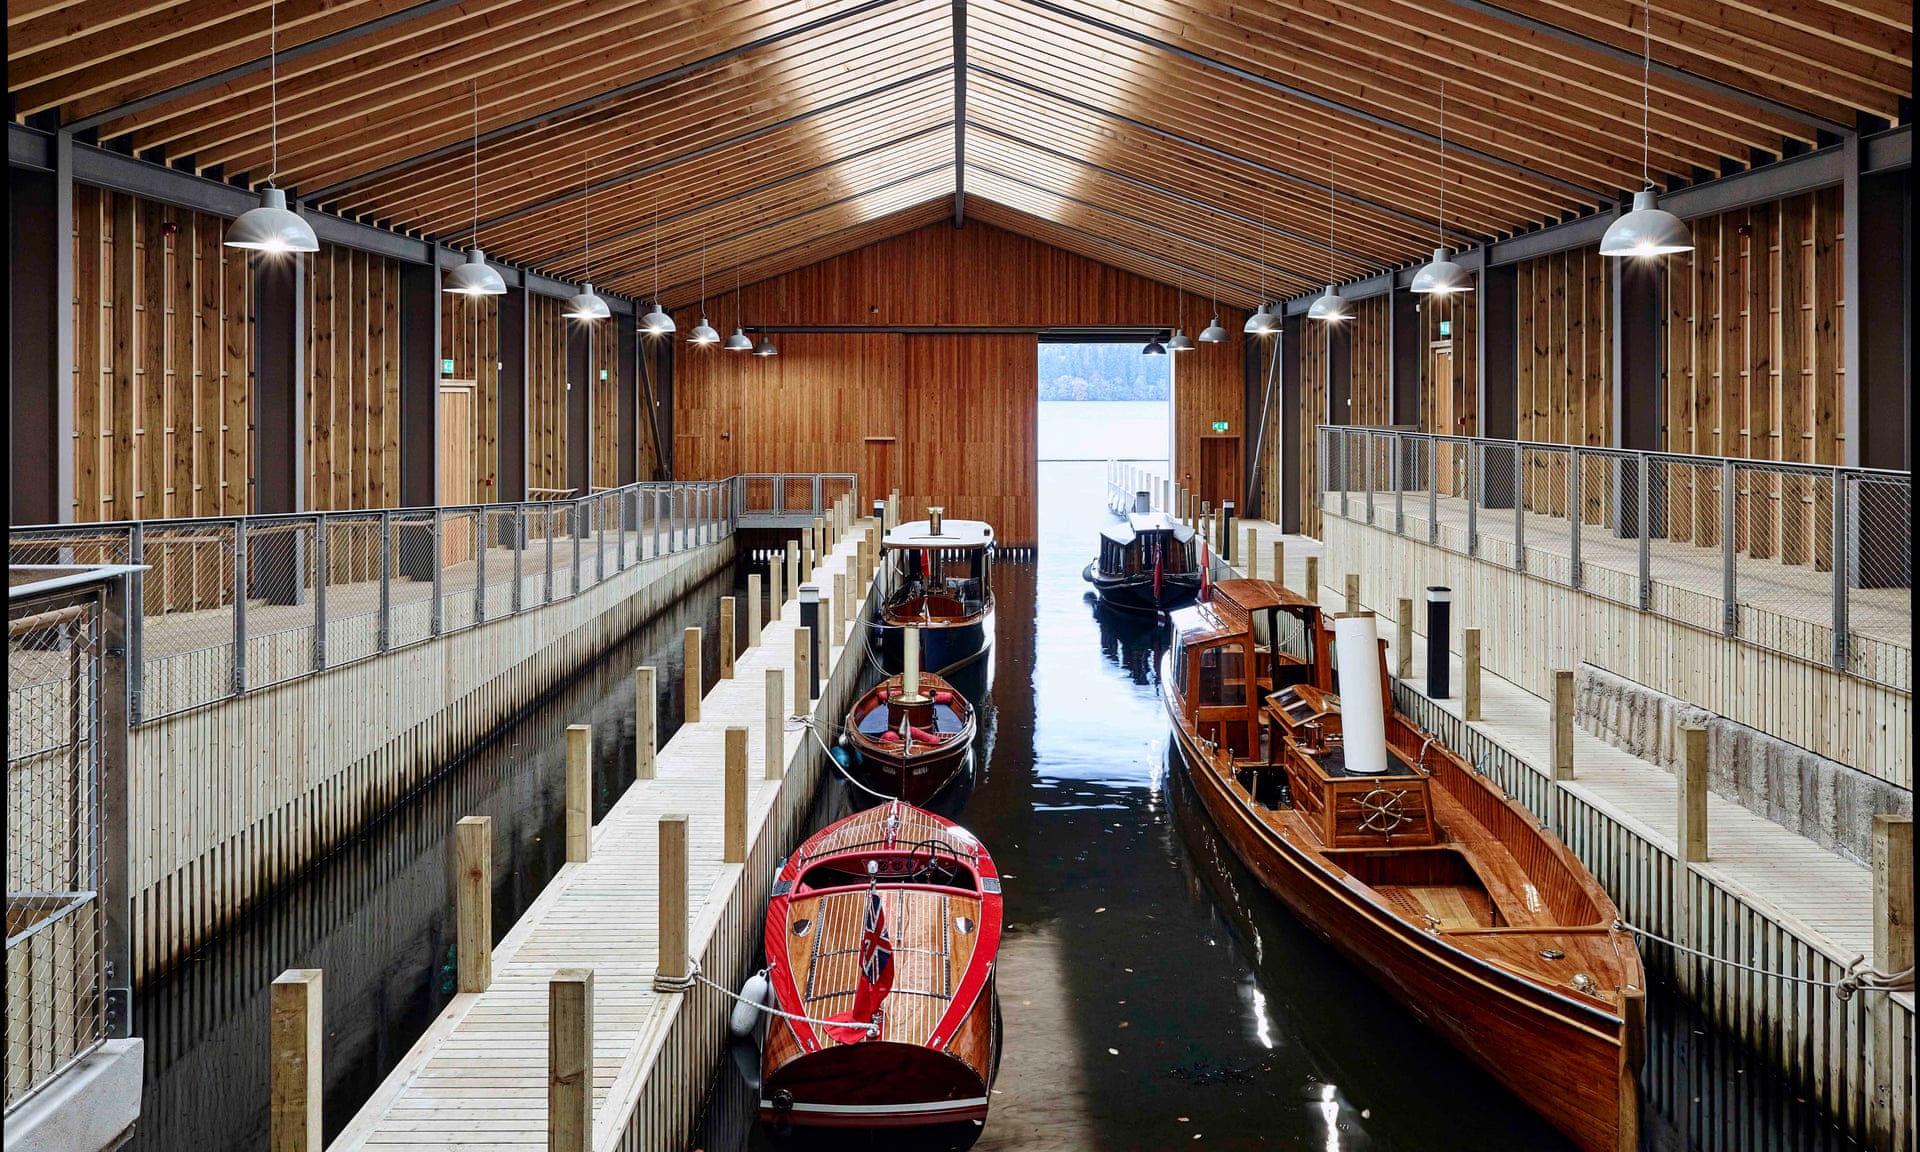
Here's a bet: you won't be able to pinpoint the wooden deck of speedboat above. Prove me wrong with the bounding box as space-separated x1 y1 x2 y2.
1163 578 1644 1152
843 673 976 804
762 801 1003 1129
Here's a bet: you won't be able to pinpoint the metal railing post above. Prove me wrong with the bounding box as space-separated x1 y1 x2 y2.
126 523 144 725
512 506 525 613
1831 469 1849 670
545 509 557 603
1512 443 1525 573
98 572 132 1036
1428 435 1438 545
1465 442 1478 556
1363 433 1375 525
379 510 392 650
1339 431 1350 519
597 496 607 584
572 503 583 594
313 517 328 670
1637 457 1652 610
431 508 445 635
1393 434 1404 535
475 509 488 624
1721 460 1738 637
232 518 248 695
1568 448 1583 588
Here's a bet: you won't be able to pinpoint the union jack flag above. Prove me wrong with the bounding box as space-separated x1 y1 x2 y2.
826 885 893 1043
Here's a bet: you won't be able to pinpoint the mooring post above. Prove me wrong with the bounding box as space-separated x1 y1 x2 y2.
812 516 825 573
1344 573 1360 613
769 555 785 619
747 574 762 647
719 596 736 679
765 668 786 779
725 726 748 864
548 968 593 1152
1463 629 1482 721
794 627 813 711
1874 815 1912 975
1304 556 1319 604
1551 669 1574 781
786 540 800 603
1678 725 1709 863
269 969 323 1152
566 724 591 863
1396 599 1413 679
655 815 688 987
1244 528 1258 579
455 816 492 992
683 627 702 724
634 666 656 780
1272 540 1285 588
833 572 847 641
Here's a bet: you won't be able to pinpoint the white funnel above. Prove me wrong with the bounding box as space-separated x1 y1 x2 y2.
1133 490 1151 513
902 625 923 702
1333 613 1390 775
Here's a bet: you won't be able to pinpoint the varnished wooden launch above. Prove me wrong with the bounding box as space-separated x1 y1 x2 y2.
842 672 977 804
874 509 997 677
1163 579 1645 1152
762 801 1003 1129
1083 509 1203 616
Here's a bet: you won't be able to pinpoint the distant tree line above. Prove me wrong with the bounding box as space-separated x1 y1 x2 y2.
1037 341 1171 401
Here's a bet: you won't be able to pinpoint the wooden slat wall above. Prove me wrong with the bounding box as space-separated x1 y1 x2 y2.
1516 246 1612 450
441 293 499 504
69 184 253 523
592 319 620 491
1346 295 1392 428
671 220 1246 546
1422 289 1478 437
1300 322 1331 539
527 294 570 493
304 243 402 512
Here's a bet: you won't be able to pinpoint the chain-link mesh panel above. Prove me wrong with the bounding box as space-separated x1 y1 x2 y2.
740 476 776 517
241 518 322 690
320 514 384 667
1728 463 1833 666
1573 450 1640 608
6 528 133 570
386 510 438 648
7 586 107 1113
439 509 485 631
136 521 237 716
1848 473 1911 689
782 476 816 518
1640 457 1722 633
1397 436 1432 537
1517 446 1574 583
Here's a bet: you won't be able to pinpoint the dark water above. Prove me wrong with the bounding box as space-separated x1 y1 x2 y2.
125 559 749 1152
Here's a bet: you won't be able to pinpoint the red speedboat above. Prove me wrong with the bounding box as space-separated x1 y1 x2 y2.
760 801 1003 1129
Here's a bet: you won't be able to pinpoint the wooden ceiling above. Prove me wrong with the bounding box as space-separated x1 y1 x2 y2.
10 0 1909 309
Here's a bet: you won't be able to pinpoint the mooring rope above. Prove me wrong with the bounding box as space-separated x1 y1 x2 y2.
668 960 881 1039
794 715 900 801
1617 920 1914 1000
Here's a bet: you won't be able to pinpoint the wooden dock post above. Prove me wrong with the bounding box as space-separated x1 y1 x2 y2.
1272 540 1285 587
765 669 785 779
1873 815 1912 975
746 574 762 647
547 969 593 1152
270 969 323 1152
719 596 736 679
455 816 492 992
794 627 812 710
833 572 847 640
1243 528 1258 578
634 666 656 780
1551 669 1575 780
770 554 785 618
725 727 748 864
1304 556 1319 602
1678 725 1709 863
565 724 591 863
655 815 688 987
786 541 800 602
1343 572 1361 613
683 627 702 724
812 516 825 572
1462 630 1482 721
1396 599 1413 679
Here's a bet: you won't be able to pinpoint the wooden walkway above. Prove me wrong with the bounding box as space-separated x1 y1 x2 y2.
330 521 874 1151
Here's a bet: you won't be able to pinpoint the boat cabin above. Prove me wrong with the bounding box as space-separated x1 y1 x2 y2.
881 514 996 624
1095 512 1198 578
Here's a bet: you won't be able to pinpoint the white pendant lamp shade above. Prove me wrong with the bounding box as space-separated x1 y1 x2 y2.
564 282 610 320
724 327 753 351
1410 247 1473 295
1198 316 1229 342
225 187 319 253
1243 306 1276 335
1307 284 1348 322
1600 189 1693 257
751 335 779 357
689 317 720 345
445 247 507 296
642 302 676 333
1168 329 1196 352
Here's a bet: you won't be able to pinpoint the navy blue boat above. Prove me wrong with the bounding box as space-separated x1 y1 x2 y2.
872 509 996 677
1082 511 1201 616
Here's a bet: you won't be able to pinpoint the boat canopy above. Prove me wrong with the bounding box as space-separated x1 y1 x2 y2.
1099 512 1195 547
884 519 996 549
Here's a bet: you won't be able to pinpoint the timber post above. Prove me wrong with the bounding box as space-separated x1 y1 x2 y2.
455 816 492 992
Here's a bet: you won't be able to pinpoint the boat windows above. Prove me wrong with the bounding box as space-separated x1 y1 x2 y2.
1197 644 1247 708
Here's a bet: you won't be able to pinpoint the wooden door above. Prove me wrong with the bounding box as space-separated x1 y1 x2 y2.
439 382 475 564
1199 436 1241 509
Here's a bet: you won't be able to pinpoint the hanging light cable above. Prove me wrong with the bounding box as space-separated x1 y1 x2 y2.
1199 271 1228 342
1600 0 1692 256
1168 278 1195 351
1244 198 1275 334
688 220 719 344
565 150 610 320
444 81 506 295
1412 80 1472 295
725 209 753 351
225 0 318 252
1308 149 1348 322
641 191 676 332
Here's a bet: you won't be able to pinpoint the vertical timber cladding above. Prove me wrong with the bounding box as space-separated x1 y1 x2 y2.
527 293 571 493
592 319 620 491
1421 289 1478 437
440 292 500 504
667 220 1247 547
69 184 254 522
305 242 404 512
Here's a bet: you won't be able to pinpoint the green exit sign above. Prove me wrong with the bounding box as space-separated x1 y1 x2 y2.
600 368 609 381
1439 320 1453 337
441 358 455 374
1212 420 1230 433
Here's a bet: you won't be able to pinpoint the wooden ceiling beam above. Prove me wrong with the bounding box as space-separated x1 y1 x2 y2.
951 0 968 226
9 0 255 60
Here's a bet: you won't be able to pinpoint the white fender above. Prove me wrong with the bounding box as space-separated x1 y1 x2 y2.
729 972 771 1037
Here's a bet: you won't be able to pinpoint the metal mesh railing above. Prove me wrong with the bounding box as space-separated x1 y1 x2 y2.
7 572 129 1113
1317 426 1911 690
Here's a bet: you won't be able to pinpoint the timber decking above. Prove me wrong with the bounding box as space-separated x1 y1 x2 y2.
329 520 874 1152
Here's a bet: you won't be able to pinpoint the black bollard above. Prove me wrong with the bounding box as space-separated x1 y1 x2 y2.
1426 586 1452 698
798 584 822 701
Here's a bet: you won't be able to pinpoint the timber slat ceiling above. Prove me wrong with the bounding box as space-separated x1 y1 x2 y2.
10 0 1908 309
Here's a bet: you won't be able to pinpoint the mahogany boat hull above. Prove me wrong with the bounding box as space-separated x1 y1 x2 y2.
1168 715 1638 1152
842 739 974 805
1081 562 1200 615
874 612 993 676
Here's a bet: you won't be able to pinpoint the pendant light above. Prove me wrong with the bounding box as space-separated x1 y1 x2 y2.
225 0 318 253
1243 200 1275 334
1308 151 1349 322
564 151 610 320
641 192 676 332
1142 331 1168 356
1167 280 1196 351
724 238 753 351
1199 272 1228 342
1600 0 1692 257
688 221 719 344
1411 81 1473 296
444 82 506 295
752 334 779 357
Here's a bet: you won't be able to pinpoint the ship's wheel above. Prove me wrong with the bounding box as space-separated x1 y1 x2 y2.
1355 787 1413 834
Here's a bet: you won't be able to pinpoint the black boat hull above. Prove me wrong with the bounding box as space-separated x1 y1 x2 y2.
1082 562 1201 615
874 613 993 676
